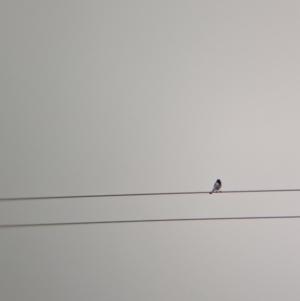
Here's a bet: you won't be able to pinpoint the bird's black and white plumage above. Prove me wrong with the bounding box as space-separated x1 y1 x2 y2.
210 179 222 194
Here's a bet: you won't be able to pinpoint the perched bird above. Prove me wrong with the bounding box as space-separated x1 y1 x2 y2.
210 179 222 194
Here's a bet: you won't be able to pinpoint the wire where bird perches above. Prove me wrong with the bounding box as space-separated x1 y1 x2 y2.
1 189 300 201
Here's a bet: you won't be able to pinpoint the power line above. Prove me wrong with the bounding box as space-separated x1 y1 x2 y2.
2 215 300 228
1 189 300 201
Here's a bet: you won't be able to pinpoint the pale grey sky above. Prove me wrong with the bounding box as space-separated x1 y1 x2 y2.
1 1 300 300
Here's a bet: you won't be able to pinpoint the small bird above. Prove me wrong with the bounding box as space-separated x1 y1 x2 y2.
210 179 222 194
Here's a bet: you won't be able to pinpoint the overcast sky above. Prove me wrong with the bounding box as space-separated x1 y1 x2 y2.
1 1 300 300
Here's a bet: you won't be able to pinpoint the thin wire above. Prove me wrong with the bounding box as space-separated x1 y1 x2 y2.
1 189 300 201
2 215 300 228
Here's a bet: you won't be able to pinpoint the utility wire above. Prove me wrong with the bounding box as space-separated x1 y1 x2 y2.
1 189 300 201
2 215 300 228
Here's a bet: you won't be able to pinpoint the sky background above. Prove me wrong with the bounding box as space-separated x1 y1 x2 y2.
1 1 300 300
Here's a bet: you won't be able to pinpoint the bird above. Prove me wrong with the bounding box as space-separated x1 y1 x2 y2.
210 179 222 194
